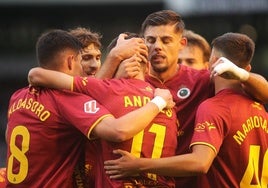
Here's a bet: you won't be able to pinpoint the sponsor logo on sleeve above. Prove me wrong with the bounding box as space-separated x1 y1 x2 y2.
195 121 216 132
84 100 100 113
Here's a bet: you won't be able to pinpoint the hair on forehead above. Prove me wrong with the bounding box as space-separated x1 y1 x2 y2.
69 27 102 49
141 10 185 35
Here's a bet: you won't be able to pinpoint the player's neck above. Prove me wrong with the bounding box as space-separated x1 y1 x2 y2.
150 64 179 82
214 78 242 94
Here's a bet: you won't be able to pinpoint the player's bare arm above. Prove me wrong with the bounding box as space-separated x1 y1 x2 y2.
92 88 174 142
104 144 216 179
28 67 73 90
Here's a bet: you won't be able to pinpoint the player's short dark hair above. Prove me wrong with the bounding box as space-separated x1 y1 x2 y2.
141 10 185 35
212 32 255 68
36 29 82 68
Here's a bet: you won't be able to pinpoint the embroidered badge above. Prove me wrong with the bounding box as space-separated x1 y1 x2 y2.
177 87 190 99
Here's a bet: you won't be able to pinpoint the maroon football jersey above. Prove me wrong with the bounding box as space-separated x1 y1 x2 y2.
191 89 268 187
146 65 214 188
6 86 111 188
74 77 178 187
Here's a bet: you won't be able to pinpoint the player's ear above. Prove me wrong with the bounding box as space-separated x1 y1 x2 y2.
245 64 251 72
67 55 74 71
180 37 187 48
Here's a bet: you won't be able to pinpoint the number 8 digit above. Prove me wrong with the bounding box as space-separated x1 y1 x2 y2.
7 125 29 184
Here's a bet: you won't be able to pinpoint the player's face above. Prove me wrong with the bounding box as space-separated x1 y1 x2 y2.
144 24 186 74
80 43 101 77
178 45 208 70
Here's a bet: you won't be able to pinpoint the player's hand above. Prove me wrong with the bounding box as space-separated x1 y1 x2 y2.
112 33 148 62
104 149 139 179
154 88 175 109
114 54 142 79
210 57 249 81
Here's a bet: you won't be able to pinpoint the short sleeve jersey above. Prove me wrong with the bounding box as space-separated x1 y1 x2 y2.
190 89 268 188
145 65 214 188
6 86 111 188
73 77 178 188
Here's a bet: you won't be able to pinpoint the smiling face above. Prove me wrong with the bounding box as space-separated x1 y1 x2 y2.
80 43 102 77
